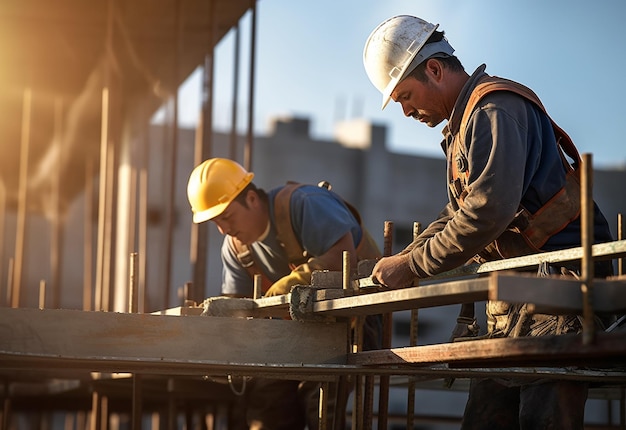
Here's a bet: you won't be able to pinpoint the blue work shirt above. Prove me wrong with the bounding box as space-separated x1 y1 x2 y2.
220 184 362 297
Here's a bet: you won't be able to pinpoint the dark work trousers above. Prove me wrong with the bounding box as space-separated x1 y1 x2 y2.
460 378 588 430
460 262 605 430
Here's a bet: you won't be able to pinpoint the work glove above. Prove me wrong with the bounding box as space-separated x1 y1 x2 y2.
264 258 325 297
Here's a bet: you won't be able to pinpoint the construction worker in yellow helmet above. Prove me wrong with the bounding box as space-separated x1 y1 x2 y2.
187 157 381 430
363 14 615 430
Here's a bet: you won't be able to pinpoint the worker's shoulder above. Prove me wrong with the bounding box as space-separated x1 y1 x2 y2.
469 76 544 112
473 86 534 109
468 89 544 129
272 182 329 197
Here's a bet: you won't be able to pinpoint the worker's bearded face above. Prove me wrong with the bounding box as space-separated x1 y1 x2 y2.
391 72 447 128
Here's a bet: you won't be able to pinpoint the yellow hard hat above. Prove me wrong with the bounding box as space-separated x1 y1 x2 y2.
187 158 254 224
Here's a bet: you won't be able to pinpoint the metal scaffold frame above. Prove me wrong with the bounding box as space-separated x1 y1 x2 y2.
2 151 626 429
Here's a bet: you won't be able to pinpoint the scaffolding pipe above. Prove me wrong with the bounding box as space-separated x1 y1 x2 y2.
95 88 110 311
113 124 139 313
244 0 257 171
50 98 65 310
83 160 94 311
190 0 216 304
138 121 149 314
162 0 184 310
0 180 5 306
12 88 31 308
102 140 116 312
230 23 240 161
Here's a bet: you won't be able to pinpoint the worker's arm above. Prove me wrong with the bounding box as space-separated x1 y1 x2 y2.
264 232 356 296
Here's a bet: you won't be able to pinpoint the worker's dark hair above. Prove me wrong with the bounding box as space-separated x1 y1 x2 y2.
233 182 268 208
408 31 464 82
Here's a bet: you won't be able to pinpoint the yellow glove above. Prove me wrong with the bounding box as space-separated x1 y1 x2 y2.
264 258 325 297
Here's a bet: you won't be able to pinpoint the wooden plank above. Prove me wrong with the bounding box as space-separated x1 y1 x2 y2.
490 272 626 313
310 278 490 317
0 308 348 369
349 330 626 368
432 239 626 279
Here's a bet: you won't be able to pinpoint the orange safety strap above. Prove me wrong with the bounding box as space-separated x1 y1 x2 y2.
231 182 380 292
274 182 381 264
456 76 582 251
227 236 274 294
274 183 309 268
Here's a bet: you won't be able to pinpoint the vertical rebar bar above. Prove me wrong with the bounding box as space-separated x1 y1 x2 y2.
342 250 351 291
2 377 10 430
131 374 142 430
350 252 364 430
580 153 595 345
618 213 623 277
128 252 138 313
318 382 328 430
377 220 393 430
90 389 102 430
39 280 46 309
407 221 421 429
352 375 363 430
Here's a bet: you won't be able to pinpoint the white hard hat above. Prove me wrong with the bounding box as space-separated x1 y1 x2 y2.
363 15 455 109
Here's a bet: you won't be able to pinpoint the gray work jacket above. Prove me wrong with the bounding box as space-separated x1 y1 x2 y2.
407 65 612 278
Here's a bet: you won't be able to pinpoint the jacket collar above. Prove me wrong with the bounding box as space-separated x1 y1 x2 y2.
442 64 488 139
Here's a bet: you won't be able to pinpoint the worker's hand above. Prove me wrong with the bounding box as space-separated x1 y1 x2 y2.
264 262 316 297
371 253 416 289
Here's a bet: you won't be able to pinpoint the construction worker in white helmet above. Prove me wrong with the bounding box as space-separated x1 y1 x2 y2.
187 157 381 430
363 15 615 429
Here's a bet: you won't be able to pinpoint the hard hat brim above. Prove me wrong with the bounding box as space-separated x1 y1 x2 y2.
379 23 439 110
192 201 230 224
188 167 254 224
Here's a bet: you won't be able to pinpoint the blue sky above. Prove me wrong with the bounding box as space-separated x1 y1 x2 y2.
171 0 626 169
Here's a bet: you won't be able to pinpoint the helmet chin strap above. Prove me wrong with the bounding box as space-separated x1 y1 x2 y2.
256 221 271 242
